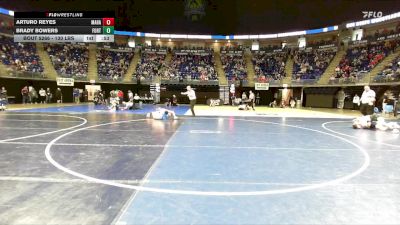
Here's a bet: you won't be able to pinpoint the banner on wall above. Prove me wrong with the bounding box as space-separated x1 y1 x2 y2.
255 83 269 90
56 78 74 86
376 33 400 41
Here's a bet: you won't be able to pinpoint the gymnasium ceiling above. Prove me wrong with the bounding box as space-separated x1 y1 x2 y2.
2 0 400 35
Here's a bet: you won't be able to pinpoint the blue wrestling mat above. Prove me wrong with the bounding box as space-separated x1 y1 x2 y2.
13 104 191 115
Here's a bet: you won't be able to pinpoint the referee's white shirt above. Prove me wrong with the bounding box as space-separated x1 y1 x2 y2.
360 89 376 105
183 90 196 100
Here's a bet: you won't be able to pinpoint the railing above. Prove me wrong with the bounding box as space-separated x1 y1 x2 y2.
98 76 129 83
161 78 219 85
328 73 366 85
291 79 318 85
132 77 155 85
253 78 282 85
0 69 49 80
371 72 400 83
57 74 88 81
1 66 399 87
53 68 89 81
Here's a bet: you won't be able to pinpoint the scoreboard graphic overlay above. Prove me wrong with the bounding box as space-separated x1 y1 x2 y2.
14 12 114 43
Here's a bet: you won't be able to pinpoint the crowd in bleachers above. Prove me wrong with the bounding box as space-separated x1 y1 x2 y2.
334 42 392 82
375 56 400 82
0 35 44 74
135 51 166 80
165 50 217 81
293 48 336 81
97 49 134 80
220 46 247 81
252 51 287 82
46 43 89 79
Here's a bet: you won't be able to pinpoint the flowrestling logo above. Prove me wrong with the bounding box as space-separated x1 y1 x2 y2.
362 11 383 19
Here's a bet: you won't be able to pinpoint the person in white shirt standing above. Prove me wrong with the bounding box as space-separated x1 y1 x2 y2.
360 85 376 115
352 94 360 110
39 88 46 104
181 85 196 116
248 90 255 111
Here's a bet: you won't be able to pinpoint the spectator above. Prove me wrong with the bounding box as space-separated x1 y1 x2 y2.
0 35 44 75
336 89 345 109
73 88 80 104
353 94 360 110
165 48 217 81
256 92 260 105
21 86 29 104
382 92 388 114
290 98 296 108
293 48 336 81
221 52 247 81
128 90 133 101
172 94 178 106
242 92 247 101
0 86 7 105
46 88 52 103
133 93 140 109
375 56 400 82
136 50 166 80
249 90 255 110
252 51 287 82
55 88 62 103
0 86 6 98
117 89 124 103
269 99 277 107
46 43 89 79
39 88 46 104
30 87 38 104
338 41 393 83
83 89 88 102
97 49 134 80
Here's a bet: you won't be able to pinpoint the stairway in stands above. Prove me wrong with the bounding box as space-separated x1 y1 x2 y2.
361 48 400 83
244 49 255 86
281 56 293 84
36 43 58 79
165 50 172 64
317 49 346 85
0 61 8 76
123 48 141 82
214 51 228 86
87 44 98 81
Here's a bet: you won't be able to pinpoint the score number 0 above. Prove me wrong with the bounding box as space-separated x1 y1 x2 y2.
102 18 114 26
102 18 114 35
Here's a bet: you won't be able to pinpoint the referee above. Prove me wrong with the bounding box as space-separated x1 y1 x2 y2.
360 85 376 115
181 86 196 116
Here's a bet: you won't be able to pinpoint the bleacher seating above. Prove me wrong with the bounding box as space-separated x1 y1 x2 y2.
46 43 89 79
97 49 134 80
252 51 287 82
220 47 247 81
293 48 336 81
167 48 217 81
0 35 44 74
336 42 395 82
135 51 166 80
374 56 400 82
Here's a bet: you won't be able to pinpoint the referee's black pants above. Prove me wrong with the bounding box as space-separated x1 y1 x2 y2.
190 99 196 116
360 103 374 115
